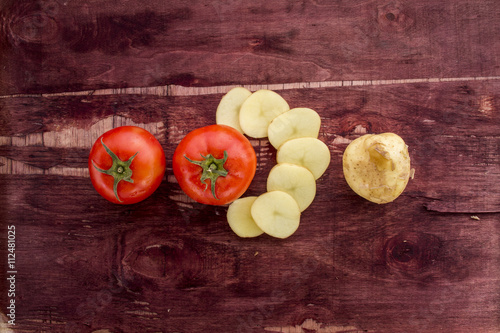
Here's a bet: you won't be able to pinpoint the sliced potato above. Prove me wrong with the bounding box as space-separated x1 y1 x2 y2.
216 87 252 133
251 191 301 239
268 108 321 149
277 137 331 180
227 196 264 238
266 163 316 212
239 89 290 138
342 133 411 204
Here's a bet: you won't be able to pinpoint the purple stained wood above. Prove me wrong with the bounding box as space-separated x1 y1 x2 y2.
1 0 500 95
1 0 500 332
0 80 499 332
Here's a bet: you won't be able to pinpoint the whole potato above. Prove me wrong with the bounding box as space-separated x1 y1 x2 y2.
342 133 411 204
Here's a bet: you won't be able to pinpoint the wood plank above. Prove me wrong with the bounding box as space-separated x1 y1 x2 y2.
1 81 499 332
1 176 499 332
1 0 500 95
2 81 499 211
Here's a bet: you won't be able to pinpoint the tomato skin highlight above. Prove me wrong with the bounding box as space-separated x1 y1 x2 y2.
89 126 166 204
173 124 257 205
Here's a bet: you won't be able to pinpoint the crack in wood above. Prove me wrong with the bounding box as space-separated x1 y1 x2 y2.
0 115 164 176
265 318 369 333
1 76 500 99
424 203 500 214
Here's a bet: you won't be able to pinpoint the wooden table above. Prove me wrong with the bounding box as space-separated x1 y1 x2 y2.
1 1 499 332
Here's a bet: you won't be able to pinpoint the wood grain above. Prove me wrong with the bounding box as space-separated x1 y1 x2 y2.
1 0 500 331
1 80 499 332
1 0 500 95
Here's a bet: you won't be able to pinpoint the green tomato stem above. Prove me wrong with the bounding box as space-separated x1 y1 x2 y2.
92 138 138 202
185 151 228 200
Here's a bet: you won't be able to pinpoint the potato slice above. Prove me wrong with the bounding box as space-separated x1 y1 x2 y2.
266 163 316 212
239 89 290 138
268 108 321 149
277 137 331 180
251 191 300 239
216 87 252 133
342 133 411 204
227 196 264 238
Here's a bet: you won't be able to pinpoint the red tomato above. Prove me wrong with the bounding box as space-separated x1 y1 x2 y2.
173 124 257 205
89 126 166 204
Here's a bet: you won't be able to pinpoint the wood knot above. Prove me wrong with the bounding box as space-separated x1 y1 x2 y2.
377 2 414 33
6 2 61 45
248 38 263 47
123 241 203 282
384 232 441 273
247 30 297 54
338 118 372 137
121 236 237 290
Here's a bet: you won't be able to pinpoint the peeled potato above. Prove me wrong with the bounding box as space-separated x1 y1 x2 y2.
216 87 252 133
266 163 316 212
239 89 290 138
251 191 301 239
227 196 264 238
277 137 330 180
342 133 411 204
268 108 321 149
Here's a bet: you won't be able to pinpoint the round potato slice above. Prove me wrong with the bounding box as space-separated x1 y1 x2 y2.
342 133 411 204
239 90 290 138
268 108 321 149
216 87 252 133
266 163 316 212
227 196 264 238
277 137 331 180
251 191 301 239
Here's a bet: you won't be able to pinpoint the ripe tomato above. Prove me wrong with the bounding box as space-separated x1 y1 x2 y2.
173 124 257 205
89 126 166 204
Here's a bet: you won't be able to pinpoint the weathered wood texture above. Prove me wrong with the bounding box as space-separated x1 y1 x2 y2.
1 81 499 332
1 0 500 95
1 0 500 332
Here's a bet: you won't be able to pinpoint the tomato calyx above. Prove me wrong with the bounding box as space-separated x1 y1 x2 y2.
185 151 228 200
91 138 139 203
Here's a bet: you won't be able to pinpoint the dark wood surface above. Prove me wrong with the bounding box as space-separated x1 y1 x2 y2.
1 1 500 332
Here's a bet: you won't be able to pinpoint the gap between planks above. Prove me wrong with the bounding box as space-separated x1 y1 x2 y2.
1 76 500 99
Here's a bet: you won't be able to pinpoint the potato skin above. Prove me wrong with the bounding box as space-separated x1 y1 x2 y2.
342 133 411 204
